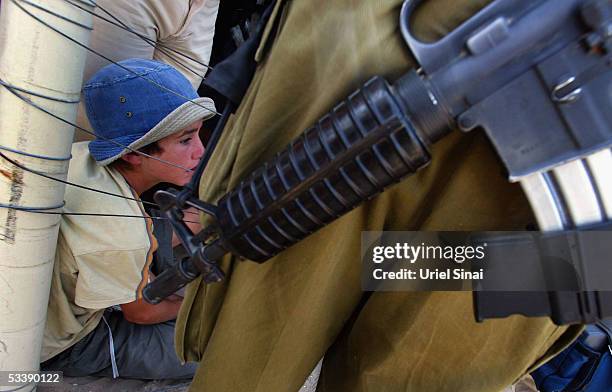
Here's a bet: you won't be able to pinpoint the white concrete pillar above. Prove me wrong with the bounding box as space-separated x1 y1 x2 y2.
0 0 92 387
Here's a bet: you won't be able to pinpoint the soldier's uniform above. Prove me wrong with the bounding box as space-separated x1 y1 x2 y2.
176 1 583 391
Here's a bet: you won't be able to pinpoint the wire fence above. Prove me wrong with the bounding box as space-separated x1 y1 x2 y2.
0 0 217 223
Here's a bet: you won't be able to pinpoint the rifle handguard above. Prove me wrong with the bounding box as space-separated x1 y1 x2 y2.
216 75 436 262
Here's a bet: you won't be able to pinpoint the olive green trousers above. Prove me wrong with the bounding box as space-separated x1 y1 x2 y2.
176 1 583 391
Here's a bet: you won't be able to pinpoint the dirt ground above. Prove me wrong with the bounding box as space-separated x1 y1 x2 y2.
32 367 529 392
37 377 190 392
35 360 322 392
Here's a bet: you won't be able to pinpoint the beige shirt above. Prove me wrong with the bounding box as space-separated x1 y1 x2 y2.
83 0 219 89
42 142 156 361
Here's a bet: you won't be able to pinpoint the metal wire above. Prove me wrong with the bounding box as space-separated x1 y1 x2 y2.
0 203 201 223
0 78 80 104
0 0 208 223
0 151 201 218
4 0 221 172
70 0 96 7
10 0 222 117
0 78 196 172
0 201 65 211
0 151 155 207
4 0 222 171
0 144 72 161
0 206 154 219
18 0 93 30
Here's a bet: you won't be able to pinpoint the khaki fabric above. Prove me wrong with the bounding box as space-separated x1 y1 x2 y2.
76 0 219 141
177 1 583 391
42 142 156 361
83 0 218 88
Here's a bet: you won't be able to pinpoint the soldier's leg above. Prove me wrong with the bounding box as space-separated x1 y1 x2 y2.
181 1 582 391
319 292 580 392
317 130 583 391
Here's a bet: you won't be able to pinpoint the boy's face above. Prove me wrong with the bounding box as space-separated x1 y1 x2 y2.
142 119 205 186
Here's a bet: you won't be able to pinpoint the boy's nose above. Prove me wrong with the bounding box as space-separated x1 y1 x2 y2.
193 137 205 160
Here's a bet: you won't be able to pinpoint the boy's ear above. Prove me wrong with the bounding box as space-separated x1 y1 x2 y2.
121 152 142 166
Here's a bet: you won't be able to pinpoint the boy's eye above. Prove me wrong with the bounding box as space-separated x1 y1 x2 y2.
180 137 192 145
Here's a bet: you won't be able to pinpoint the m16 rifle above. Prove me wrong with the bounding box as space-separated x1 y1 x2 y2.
143 0 612 325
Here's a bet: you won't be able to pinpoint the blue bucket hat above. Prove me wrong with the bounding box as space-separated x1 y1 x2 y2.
84 59 216 165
